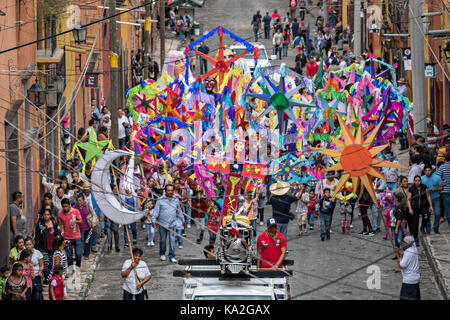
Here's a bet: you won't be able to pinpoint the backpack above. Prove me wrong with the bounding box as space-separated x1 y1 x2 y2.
283 32 288 41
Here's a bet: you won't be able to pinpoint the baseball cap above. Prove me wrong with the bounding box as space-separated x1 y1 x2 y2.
403 236 415 245
267 218 277 227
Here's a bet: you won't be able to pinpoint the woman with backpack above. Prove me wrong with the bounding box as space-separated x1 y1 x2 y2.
289 0 297 18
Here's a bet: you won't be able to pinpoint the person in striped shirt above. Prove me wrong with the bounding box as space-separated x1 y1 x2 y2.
437 152 450 226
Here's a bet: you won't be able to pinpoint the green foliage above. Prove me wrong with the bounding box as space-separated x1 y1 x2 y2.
39 0 72 18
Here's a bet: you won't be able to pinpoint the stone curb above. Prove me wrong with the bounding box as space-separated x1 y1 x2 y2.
419 233 450 300
77 237 109 300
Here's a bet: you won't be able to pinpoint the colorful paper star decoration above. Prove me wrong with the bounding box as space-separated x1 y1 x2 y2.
77 133 111 164
192 26 253 85
310 113 406 206
156 87 183 120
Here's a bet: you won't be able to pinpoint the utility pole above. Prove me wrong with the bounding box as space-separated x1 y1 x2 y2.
143 1 152 79
109 0 119 148
410 0 427 136
353 0 361 57
160 0 165 68
324 0 329 26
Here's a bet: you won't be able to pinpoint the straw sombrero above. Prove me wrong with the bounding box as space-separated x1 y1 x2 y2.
269 181 291 196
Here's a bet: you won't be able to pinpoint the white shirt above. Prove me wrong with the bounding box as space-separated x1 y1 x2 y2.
122 259 151 295
339 61 347 69
408 163 425 183
296 192 309 213
17 249 43 275
400 246 420 284
118 115 130 139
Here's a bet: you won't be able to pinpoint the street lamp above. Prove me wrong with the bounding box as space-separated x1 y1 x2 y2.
27 78 46 107
72 24 88 44
0 10 6 16
443 42 450 62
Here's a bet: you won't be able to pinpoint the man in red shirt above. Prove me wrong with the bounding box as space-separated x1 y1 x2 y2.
257 218 287 269
306 57 319 78
57 198 82 275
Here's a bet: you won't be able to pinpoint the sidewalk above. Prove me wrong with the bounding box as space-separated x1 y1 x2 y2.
40 235 107 300
421 222 450 300
393 141 450 300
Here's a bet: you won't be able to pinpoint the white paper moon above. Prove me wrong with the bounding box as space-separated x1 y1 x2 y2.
91 150 145 225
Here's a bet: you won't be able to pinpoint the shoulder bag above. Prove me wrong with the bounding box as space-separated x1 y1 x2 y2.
87 204 99 228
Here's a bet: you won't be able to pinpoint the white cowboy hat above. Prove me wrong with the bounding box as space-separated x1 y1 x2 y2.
269 181 291 196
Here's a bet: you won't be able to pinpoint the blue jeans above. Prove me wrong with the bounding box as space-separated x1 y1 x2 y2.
200 58 208 75
185 205 193 226
371 204 381 230
145 223 155 243
319 212 331 238
158 225 176 259
180 30 186 43
277 223 288 238
209 231 217 245
81 229 93 257
124 222 137 245
176 228 183 246
264 25 270 39
119 137 127 149
253 27 259 42
90 226 98 249
387 182 397 192
307 213 314 227
251 219 257 239
399 132 408 149
391 227 405 248
443 194 450 225
283 43 289 57
65 238 82 268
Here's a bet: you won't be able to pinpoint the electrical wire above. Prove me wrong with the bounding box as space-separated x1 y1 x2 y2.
0 0 154 55
407 4 450 83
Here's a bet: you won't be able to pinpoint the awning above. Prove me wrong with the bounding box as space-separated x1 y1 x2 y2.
168 0 204 8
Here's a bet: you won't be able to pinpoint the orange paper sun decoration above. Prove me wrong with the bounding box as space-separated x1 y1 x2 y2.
310 113 406 207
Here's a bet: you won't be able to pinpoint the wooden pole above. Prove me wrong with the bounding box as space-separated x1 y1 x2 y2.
160 0 165 67
124 224 139 283
109 0 119 149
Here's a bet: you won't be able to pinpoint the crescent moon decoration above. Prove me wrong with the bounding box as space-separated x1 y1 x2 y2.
91 150 145 225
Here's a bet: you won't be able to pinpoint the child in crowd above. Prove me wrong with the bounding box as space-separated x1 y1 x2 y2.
319 188 334 241
144 200 155 247
307 190 317 230
391 192 408 250
338 194 353 235
295 184 309 235
206 200 220 246
0 266 10 300
48 264 65 300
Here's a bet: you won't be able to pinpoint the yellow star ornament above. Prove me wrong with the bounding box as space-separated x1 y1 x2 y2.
311 113 406 206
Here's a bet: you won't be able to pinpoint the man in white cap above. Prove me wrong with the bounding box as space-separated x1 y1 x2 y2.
268 181 301 237
256 218 287 269
397 236 421 300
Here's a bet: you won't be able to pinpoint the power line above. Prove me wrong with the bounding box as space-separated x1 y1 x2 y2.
0 1 153 55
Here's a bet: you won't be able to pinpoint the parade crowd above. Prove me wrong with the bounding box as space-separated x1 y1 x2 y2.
2 1 450 302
